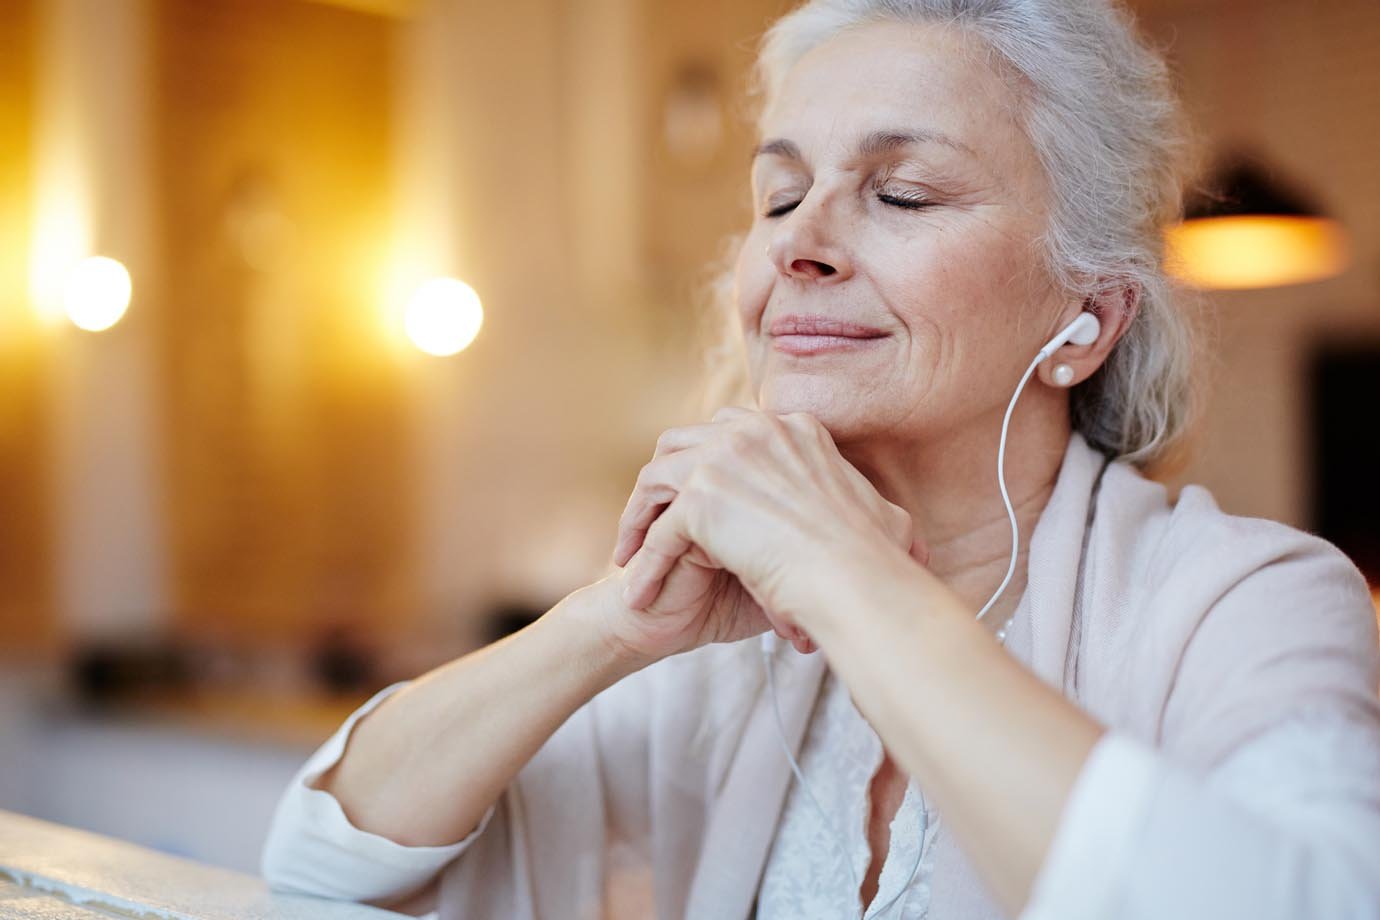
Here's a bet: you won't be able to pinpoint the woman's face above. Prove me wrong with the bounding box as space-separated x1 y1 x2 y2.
736 21 1070 444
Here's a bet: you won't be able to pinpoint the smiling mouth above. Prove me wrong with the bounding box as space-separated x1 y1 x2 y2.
768 314 890 356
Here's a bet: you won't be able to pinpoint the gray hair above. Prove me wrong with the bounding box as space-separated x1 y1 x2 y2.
699 0 1203 469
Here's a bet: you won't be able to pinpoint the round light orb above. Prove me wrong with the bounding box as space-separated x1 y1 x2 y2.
64 256 132 332
404 277 483 357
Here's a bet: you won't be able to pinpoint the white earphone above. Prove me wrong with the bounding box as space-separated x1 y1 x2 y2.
1039 310 1101 361
759 310 1101 917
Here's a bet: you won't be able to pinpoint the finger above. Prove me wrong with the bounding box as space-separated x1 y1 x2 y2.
614 499 667 568
621 503 695 610
910 535 931 567
763 613 811 653
614 426 722 567
758 603 801 644
764 413 919 560
711 406 755 423
614 450 701 566
651 423 719 458
823 446 915 553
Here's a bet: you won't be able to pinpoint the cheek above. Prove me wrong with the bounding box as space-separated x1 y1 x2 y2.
884 228 1034 338
732 244 773 331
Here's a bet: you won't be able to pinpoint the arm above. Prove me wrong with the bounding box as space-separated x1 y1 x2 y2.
1022 713 1380 920
803 527 1380 919
801 550 1104 916
314 579 644 849
261 577 649 903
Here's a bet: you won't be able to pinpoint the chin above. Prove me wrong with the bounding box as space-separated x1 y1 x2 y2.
755 375 878 440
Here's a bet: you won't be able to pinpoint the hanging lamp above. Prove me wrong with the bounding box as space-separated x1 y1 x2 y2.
1166 151 1351 290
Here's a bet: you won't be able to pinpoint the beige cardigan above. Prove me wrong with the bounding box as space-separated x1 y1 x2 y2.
262 431 1380 919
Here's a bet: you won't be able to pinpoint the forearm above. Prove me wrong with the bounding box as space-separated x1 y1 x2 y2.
806 553 1103 916
318 579 646 848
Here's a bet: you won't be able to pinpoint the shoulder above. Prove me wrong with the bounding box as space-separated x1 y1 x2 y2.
1147 477 1374 645
1163 481 1364 584
1091 455 1374 636
1095 463 1379 764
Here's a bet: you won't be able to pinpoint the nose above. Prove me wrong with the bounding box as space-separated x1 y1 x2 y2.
766 191 853 283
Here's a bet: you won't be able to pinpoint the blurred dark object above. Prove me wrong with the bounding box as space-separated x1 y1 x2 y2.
308 623 377 695
1310 342 1380 584
70 639 193 706
1185 149 1323 221
482 602 546 646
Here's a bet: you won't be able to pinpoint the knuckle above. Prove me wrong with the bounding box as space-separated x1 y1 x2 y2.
684 464 712 494
784 411 826 441
633 462 656 490
724 428 754 454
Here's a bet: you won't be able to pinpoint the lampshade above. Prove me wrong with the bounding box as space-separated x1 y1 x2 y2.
1166 153 1350 290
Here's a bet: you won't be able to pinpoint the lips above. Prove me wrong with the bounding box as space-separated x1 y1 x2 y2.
767 314 890 357
768 314 889 338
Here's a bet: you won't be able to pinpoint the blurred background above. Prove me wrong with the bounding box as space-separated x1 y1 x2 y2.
0 0 1377 877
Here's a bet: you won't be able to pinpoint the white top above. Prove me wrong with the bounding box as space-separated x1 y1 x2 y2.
263 674 1380 919
756 668 937 920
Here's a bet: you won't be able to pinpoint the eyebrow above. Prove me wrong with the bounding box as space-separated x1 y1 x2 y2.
751 128 976 164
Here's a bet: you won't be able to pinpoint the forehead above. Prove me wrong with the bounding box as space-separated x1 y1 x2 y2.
758 21 1034 182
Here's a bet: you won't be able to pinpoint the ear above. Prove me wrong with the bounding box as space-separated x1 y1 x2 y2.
1038 282 1140 389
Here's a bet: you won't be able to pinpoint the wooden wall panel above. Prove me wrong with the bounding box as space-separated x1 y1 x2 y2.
151 0 412 644
0 0 56 652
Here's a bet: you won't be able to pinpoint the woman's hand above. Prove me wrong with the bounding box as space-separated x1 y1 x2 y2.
590 413 782 666
614 407 928 652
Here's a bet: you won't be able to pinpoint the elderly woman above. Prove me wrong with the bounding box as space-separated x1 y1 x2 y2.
262 1 1380 917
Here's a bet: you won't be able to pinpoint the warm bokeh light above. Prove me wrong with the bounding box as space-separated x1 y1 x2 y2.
1166 215 1350 290
63 255 132 332
403 276 483 357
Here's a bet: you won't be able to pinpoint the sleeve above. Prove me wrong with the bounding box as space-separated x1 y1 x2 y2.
261 656 662 914
1022 509 1380 920
1020 710 1380 920
259 682 498 904
1155 506 1380 766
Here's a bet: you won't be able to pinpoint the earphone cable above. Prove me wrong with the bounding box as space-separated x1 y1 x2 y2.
975 350 1043 624
761 344 1045 916
764 644 927 919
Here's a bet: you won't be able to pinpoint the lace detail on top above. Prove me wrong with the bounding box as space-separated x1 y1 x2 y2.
756 668 940 919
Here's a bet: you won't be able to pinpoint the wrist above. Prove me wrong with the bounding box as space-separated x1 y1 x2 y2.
549 577 659 683
805 540 962 651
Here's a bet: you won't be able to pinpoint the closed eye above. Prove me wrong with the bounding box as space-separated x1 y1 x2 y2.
762 194 934 219
877 193 934 210
764 200 799 219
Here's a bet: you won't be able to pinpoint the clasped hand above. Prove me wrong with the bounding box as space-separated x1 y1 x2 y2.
609 407 929 661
